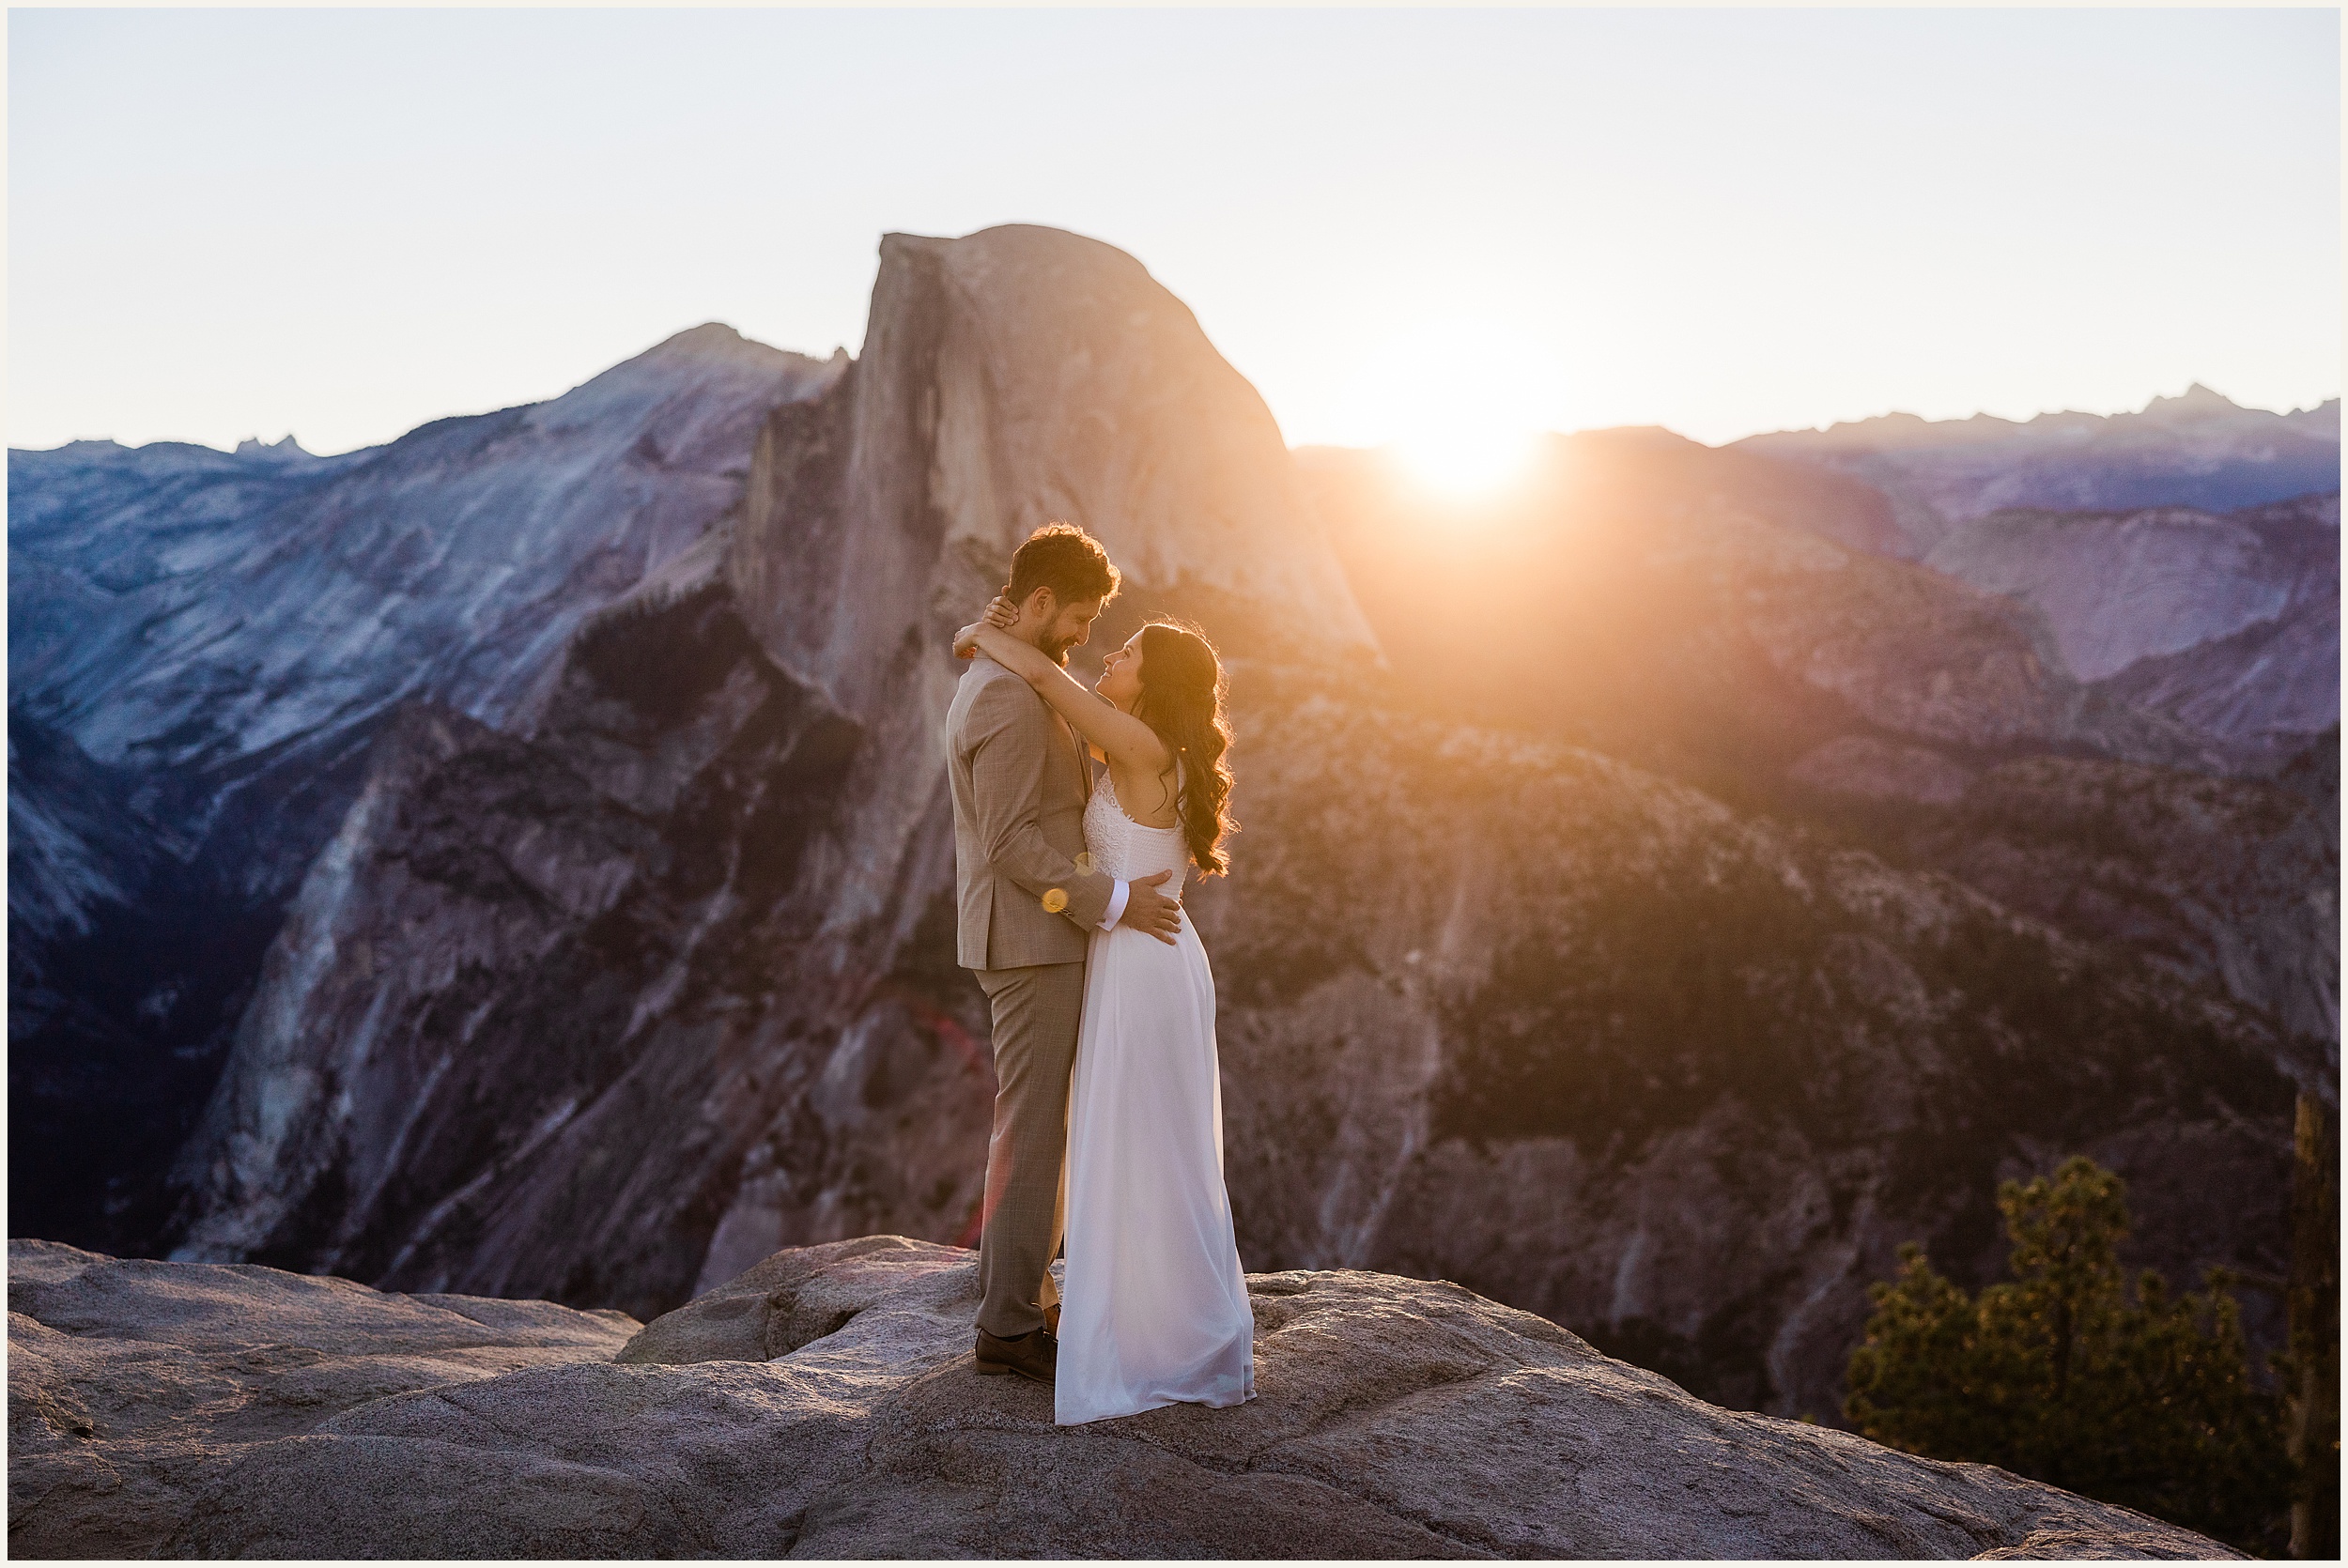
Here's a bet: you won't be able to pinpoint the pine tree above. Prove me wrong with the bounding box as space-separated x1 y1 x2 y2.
1846 1156 2291 1555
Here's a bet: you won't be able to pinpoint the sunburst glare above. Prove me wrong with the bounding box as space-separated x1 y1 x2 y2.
1391 420 1542 498
1336 321 1569 500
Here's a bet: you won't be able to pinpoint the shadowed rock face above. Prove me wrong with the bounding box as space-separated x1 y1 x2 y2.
8 326 843 1254
1885 747 2340 1054
1195 678 2301 1419
8 717 242 1251
6 1237 2233 1560
163 588 894 1315
154 226 2317 1430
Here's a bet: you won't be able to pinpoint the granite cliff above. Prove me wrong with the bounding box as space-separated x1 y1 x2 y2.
1923 493 2339 760
8 327 842 1253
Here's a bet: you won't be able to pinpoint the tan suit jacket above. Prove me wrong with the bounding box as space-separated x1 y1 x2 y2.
947 655 1117 970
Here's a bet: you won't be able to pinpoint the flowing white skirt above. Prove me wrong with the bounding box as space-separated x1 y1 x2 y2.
1055 911 1257 1425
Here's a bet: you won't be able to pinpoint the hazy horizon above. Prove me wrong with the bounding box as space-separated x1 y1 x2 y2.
12 303 2335 464
9 8 2339 458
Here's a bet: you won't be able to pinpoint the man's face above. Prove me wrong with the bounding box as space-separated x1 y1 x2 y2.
1033 593 1104 663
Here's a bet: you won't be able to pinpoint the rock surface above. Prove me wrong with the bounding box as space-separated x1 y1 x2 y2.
6 1237 2233 1560
1890 746 2340 1053
7 1237 639 1559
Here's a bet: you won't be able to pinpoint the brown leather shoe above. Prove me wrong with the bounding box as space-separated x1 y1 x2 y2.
975 1325 1058 1385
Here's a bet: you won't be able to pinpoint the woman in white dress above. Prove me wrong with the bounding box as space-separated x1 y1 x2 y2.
952 606 1257 1426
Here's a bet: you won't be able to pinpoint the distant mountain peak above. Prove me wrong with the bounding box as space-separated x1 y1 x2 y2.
233 434 311 460
2142 381 2239 415
653 321 756 353
636 321 834 377
1577 424 1707 453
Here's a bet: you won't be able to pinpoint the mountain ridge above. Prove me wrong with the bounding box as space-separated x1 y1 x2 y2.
1731 384 2340 555
1739 383 2340 450
8 324 843 1252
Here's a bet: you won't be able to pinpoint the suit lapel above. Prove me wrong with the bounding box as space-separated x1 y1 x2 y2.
1048 708 1090 801
1074 720 1094 802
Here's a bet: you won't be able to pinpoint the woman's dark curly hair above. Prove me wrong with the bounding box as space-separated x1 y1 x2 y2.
1129 620 1236 875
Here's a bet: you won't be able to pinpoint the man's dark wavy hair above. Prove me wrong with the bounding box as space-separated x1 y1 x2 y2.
1008 523 1120 608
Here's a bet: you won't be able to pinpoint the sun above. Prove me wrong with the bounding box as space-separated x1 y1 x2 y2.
1336 321 1568 500
1390 419 1542 499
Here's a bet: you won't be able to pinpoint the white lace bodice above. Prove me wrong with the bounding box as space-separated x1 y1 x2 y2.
1085 770 1190 885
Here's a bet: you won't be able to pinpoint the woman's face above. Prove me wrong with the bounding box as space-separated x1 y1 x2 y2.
1095 631 1145 709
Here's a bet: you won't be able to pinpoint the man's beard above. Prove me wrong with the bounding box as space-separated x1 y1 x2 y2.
1038 634 1076 664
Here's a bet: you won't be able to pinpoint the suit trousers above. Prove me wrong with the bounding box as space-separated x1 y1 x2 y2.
974 961 1088 1338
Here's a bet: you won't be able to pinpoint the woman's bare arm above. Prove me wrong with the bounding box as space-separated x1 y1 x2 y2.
954 623 1171 774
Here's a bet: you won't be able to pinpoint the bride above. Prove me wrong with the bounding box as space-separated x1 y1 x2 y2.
953 603 1257 1426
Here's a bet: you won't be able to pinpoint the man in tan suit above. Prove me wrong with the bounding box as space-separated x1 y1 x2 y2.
948 524 1181 1384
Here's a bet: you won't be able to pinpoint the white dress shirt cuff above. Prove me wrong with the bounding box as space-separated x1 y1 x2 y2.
1097 878 1130 932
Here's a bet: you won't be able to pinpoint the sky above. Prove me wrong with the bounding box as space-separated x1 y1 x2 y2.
8 6 2340 457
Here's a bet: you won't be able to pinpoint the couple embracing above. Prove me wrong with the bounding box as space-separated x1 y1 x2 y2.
945 523 1256 1427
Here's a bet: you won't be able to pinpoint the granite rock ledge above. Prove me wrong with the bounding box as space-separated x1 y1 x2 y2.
7 1235 2232 1559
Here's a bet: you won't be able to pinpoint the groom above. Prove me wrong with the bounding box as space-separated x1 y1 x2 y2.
947 523 1182 1385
